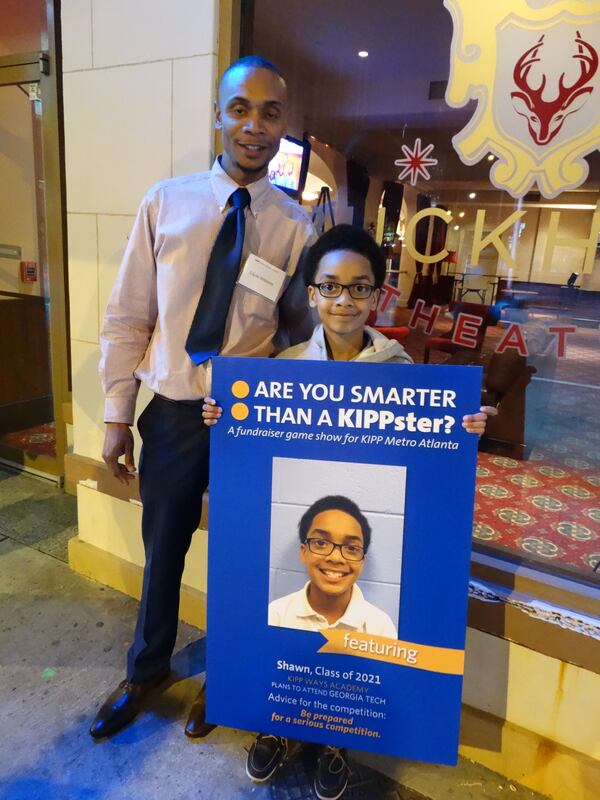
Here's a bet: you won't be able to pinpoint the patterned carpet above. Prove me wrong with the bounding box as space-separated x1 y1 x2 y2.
389 305 600 580
0 422 56 457
474 450 600 574
472 374 600 578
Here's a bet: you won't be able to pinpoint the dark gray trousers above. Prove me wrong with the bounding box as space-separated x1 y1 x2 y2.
127 395 210 683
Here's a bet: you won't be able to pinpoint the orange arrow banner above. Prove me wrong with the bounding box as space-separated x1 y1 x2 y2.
318 630 464 675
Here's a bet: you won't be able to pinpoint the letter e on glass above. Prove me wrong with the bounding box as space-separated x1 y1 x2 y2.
452 313 482 348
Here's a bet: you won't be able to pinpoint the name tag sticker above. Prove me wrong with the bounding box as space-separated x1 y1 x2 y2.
238 254 286 303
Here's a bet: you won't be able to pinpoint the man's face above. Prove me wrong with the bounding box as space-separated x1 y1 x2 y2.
300 508 366 599
215 66 287 184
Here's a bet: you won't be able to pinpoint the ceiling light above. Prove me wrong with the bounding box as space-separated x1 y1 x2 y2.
358 51 369 58
521 202 597 210
458 211 465 218
487 154 494 161
453 225 460 230
469 192 477 199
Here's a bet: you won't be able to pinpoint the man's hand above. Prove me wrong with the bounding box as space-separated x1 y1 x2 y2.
103 422 136 484
202 397 223 426
462 405 498 436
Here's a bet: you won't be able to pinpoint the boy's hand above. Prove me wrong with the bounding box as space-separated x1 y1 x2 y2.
202 397 223 426
462 405 498 436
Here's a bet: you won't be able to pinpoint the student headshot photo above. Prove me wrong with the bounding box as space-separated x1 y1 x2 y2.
268 495 398 639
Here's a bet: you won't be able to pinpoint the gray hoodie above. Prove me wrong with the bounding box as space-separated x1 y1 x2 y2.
277 324 413 365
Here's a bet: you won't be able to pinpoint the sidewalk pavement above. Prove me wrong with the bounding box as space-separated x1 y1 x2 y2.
0 466 549 800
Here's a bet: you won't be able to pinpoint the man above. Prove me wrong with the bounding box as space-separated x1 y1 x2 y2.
268 495 397 638
90 55 315 740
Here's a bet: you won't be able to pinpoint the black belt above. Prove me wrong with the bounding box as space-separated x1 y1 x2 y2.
155 393 204 407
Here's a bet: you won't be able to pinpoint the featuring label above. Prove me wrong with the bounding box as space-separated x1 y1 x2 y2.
0 244 22 260
238 253 287 303
206 357 482 766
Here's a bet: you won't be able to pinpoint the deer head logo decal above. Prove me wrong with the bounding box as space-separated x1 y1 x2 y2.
445 0 600 198
511 31 598 145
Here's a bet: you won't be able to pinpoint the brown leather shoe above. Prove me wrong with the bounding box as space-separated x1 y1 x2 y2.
185 685 217 738
89 669 170 739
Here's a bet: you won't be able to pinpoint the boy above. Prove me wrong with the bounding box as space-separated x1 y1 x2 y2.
269 495 397 638
204 224 492 432
203 224 495 799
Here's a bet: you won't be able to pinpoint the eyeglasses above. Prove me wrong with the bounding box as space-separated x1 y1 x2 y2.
304 538 365 562
311 282 376 300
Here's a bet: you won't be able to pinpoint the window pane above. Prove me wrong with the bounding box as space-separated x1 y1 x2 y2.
0 0 47 56
247 0 600 582
0 83 55 459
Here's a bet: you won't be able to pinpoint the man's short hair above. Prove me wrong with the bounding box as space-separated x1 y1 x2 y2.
220 55 285 89
298 495 371 552
302 224 386 289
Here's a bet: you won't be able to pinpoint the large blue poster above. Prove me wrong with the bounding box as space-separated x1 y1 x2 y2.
206 356 482 765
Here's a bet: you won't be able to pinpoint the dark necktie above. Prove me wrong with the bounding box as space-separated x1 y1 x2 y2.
185 187 251 364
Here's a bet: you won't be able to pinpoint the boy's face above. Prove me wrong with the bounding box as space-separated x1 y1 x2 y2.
215 66 287 184
307 250 379 339
300 508 366 599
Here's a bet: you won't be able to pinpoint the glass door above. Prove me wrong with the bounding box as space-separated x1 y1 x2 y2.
243 0 600 585
0 12 69 479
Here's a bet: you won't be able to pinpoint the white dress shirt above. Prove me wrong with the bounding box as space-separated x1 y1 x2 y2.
100 158 316 424
268 581 398 638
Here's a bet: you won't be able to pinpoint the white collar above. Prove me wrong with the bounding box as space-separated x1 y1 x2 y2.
209 156 273 217
293 581 367 630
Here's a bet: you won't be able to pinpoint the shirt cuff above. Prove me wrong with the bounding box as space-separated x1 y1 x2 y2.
104 395 137 426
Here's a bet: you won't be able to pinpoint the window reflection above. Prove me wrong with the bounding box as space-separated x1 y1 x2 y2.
0 0 47 56
248 0 600 581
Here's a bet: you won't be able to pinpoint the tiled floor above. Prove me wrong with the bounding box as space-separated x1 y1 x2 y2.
0 465 76 560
